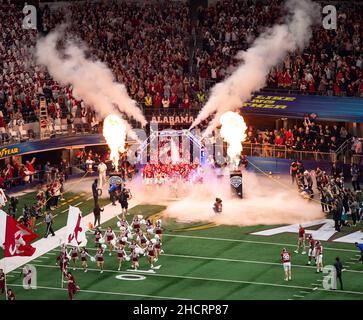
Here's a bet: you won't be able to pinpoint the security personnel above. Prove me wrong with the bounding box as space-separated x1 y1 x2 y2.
92 179 99 206
44 211 55 238
290 160 298 184
108 183 118 206
333 257 343 290
144 93 153 107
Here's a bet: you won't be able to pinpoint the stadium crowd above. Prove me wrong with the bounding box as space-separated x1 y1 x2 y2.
290 159 363 230
0 0 362 138
195 0 363 96
243 114 362 155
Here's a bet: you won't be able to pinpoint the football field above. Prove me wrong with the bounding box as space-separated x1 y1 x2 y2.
3 193 363 300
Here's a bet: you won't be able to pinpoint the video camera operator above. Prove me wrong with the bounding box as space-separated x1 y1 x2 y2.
118 186 132 219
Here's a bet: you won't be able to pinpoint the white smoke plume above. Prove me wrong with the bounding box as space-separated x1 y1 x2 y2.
163 169 325 227
35 28 147 128
191 0 321 135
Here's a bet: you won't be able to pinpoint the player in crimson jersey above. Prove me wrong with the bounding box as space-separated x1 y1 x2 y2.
281 248 292 281
315 241 324 273
295 224 306 254
307 234 316 265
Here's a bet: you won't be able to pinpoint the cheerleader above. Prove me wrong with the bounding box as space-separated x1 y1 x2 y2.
117 229 129 246
96 247 104 273
80 247 89 272
94 227 103 247
65 271 80 300
129 240 136 254
154 235 163 261
145 219 154 239
70 246 79 270
147 243 155 269
132 215 141 233
154 219 163 241
131 250 139 270
104 226 116 256
117 244 126 271
137 230 148 249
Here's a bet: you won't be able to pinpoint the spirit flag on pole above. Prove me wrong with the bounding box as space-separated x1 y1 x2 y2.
0 210 38 257
0 189 7 207
65 206 87 247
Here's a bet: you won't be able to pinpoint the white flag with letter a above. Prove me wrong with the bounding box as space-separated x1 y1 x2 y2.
65 206 87 247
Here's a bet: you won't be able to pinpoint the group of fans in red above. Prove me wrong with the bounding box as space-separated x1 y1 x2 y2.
55 215 164 300
280 225 324 282
142 162 203 185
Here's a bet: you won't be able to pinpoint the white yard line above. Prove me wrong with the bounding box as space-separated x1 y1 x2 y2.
293 295 304 298
163 234 358 253
21 263 363 296
59 248 363 274
7 283 189 300
74 202 83 207
0 199 140 273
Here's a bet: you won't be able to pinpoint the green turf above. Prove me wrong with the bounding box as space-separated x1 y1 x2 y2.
2 194 363 300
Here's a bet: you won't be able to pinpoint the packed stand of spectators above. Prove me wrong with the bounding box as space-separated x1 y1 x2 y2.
290 160 363 230
0 0 202 143
243 114 362 156
195 0 363 97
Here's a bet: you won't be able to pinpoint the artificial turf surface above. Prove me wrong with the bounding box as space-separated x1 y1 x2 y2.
1 193 363 300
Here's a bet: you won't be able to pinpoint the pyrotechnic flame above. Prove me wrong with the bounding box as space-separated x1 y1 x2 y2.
220 111 247 167
103 115 127 171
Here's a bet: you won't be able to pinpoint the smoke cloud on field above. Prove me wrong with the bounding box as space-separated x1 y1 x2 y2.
35 27 147 129
191 0 321 135
161 170 324 227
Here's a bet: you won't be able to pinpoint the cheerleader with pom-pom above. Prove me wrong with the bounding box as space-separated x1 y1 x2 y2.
154 219 163 241
137 230 148 249
116 244 129 271
80 247 93 272
70 246 79 271
147 243 156 269
104 226 116 256
94 227 103 247
95 246 105 273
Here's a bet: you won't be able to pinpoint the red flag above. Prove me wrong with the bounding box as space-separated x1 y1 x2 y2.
3 215 38 257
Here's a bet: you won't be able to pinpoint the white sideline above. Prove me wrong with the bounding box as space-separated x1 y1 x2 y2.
8 283 189 300
0 199 140 273
24 263 363 296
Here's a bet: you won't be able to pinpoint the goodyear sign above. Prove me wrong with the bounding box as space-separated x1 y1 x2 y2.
0 147 20 158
